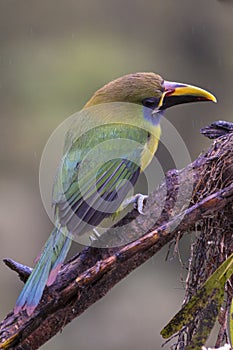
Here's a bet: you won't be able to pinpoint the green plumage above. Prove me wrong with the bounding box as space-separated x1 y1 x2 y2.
16 102 154 315
14 72 216 315
54 114 151 234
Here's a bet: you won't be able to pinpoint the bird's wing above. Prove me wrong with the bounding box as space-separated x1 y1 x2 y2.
53 122 148 236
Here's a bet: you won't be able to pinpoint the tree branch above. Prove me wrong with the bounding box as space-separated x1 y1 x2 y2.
0 121 232 350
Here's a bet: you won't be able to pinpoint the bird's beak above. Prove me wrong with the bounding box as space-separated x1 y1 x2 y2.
158 81 217 110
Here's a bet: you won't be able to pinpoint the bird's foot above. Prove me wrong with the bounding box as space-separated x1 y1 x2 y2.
122 193 148 215
89 228 101 243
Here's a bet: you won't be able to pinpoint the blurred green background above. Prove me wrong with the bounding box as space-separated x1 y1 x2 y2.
0 0 232 349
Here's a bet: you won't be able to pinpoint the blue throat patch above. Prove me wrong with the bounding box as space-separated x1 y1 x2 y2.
143 106 163 126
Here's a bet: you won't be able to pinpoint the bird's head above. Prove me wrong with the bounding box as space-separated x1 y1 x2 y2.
84 72 216 114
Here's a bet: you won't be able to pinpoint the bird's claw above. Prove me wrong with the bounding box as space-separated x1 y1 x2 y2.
133 193 148 215
122 193 148 215
89 228 101 243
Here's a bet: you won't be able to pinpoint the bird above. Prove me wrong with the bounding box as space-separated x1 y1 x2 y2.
14 72 216 315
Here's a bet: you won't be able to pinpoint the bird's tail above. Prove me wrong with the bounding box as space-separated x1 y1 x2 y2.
14 226 72 316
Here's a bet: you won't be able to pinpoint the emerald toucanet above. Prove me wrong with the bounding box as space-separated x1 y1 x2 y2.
15 72 216 315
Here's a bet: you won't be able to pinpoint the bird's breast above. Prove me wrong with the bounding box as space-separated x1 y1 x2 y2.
140 125 161 172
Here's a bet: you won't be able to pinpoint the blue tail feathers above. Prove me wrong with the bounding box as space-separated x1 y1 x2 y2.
14 227 72 315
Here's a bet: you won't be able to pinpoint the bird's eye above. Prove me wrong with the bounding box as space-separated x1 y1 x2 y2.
142 97 159 109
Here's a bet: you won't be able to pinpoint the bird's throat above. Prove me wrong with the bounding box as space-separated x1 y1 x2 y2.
143 106 163 126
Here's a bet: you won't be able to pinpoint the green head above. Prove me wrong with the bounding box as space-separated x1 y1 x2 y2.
84 72 216 112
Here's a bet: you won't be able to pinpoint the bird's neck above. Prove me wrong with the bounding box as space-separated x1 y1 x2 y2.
143 106 163 126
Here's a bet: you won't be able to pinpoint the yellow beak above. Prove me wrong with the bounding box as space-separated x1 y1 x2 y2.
158 80 217 110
